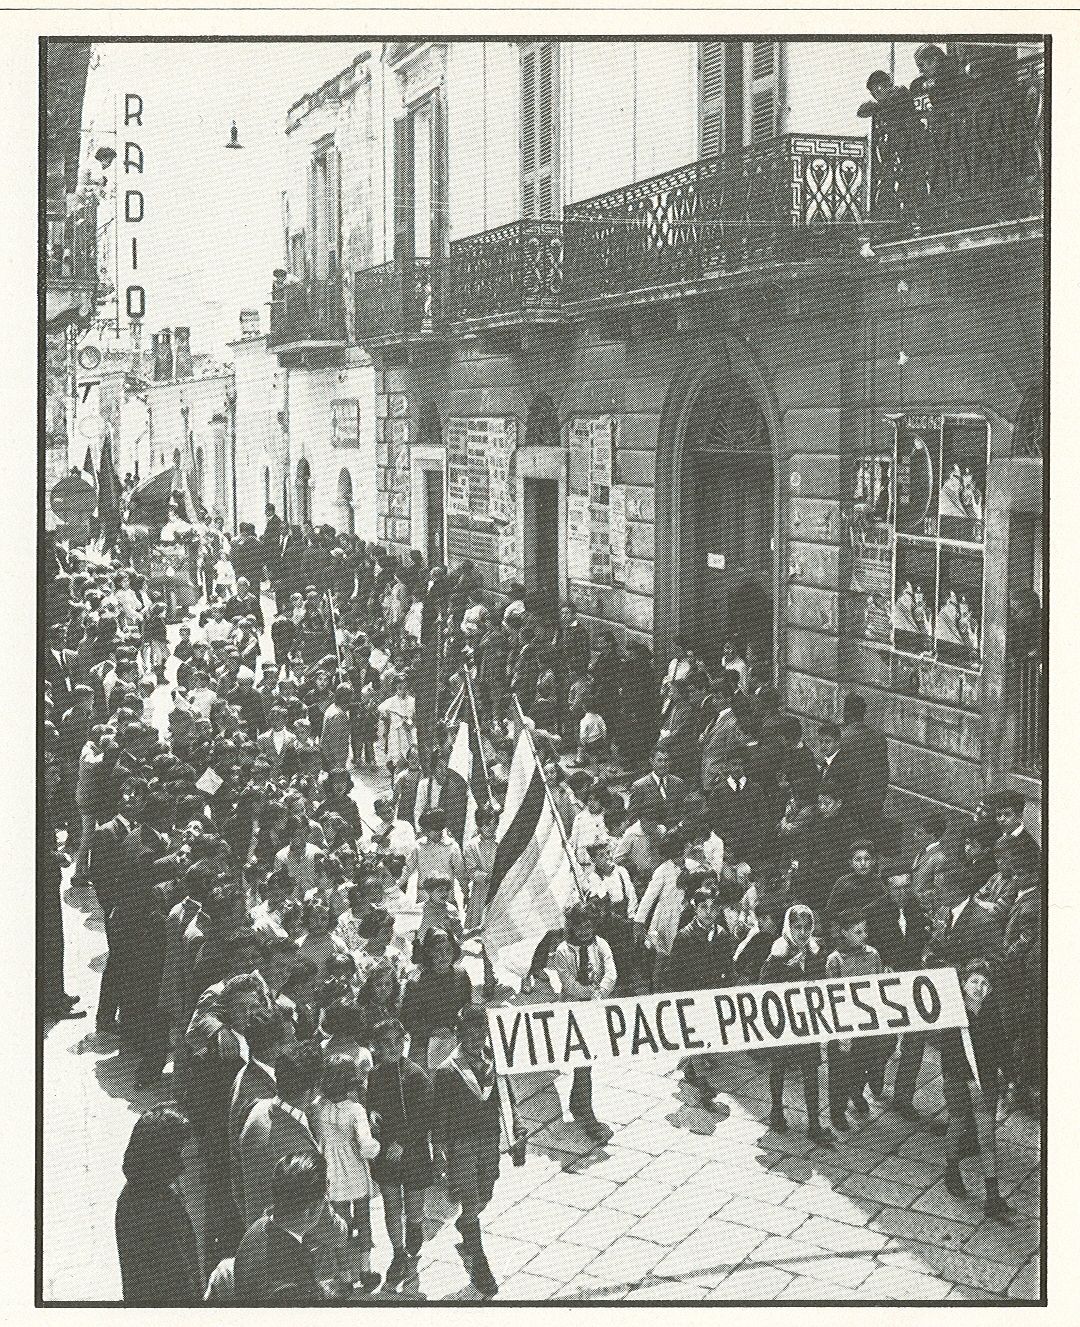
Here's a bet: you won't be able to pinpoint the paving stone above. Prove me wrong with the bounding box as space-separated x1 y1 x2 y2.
997 1111 1041 1150
629 1184 731 1245
776 1275 862 1299
911 1179 984 1225
880 1239 1015 1294
837 1172 921 1210
566 1145 650 1184
499 1197 585 1244
745 1234 873 1288
528 1119 601 1158
898 1131 947 1162
594 1087 658 1125
522 1241 600 1283
796 1214 890 1255
497 1271 566 1300
869 1153 942 1189
532 1170 616 1210
584 1234 668 1285
519 1086 563 1125
416 1258 478 1300
625 1277 711 1300
870 1205 972 1249
614 1119 682 1156
720 1194 807 1237
785 1183 879 1227
634 1149 707 1188
963 1217 1040 1264
555 1273 625 1300
701 1165 795 1207
707 1264 793 1299
814 1141 885 1174
651 1218 768 1287
1007 1255 1041 1300
767 1154 850 1188
947 1283 1000 1301
601 1177 672 1217
858 1264 955 1299
561 1204 640 1251
479 1231 544 1278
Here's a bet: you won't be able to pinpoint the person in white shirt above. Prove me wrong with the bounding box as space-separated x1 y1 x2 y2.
204 602 233 646
569 784 611 865
365 795 416 860
633 830 688 990
550 902 617 1141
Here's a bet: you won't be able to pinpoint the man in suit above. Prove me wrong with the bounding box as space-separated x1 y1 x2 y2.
707 745 771 868
89 778 142 1034
229 1006 295 1212
225 576 264 632
910 814 949 910
262 504 284 585
233 1152 332 1305
835 693 890 829
863 866 941 1129
627 748 686 830
45 624 74 714
779 715 821 794
556 602 592 677
231 524 266 594
277 526 305 613
238 1040 324 1228
700 674 743 793
993 790 1042 866
928 867 1006 978
258 706 299 777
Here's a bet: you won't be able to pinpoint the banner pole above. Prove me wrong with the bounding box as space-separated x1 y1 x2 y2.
463 664 492 808
511 694 587 900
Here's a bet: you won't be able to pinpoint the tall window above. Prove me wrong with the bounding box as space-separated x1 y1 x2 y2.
521 42 558 219
749 41 780 143
309 140 340 281
394 93 447 265
699 42 743 155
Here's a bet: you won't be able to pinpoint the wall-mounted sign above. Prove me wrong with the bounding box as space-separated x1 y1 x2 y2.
707 552 726 571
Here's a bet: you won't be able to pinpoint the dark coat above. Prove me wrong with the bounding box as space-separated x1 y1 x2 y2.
863 895 930 972
835 719 890 823
367 1057 435 1191
89 813 132 911
558 619 592 676
115 1181 204 1306
230 534 266 589
663 919 734 992
627 772 687 829
233 1212 323 1306
707 777 772 866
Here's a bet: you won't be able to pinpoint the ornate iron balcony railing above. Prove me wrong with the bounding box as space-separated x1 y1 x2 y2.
268 275 347 349
563 134 866 305
354 258 438 345
46 196 98 284
446 219 564 326
870 53 1044 235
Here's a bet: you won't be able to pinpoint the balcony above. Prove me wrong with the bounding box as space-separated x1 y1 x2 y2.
45 195 97 327
354 258 438 347
446 219 564 329
870 53 1044 239
268 275 347 354
563 134 866 308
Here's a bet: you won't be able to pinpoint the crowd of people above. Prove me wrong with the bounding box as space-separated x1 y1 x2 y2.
41 501 1042 1304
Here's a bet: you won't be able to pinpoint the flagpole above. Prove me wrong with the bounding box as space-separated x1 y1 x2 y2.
325 588 345 678
462 665 492 809
510 694 587 900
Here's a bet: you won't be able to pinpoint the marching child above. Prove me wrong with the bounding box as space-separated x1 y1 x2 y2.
825 911 887 1130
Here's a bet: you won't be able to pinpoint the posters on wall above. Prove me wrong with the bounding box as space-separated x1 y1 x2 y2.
445 418 517 573
567 416 618 591
568 493 590 583
331 398 360 449
610 484 627 585
849 454 894 645
846 414 988 672
447 420 470 519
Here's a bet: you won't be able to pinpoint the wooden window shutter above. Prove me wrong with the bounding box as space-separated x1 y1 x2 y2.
430 90 448 257
326 147 340 275
750 41 780 142
307 156 318 272
521 42 558 219
393 115 415 264
699 41 726 157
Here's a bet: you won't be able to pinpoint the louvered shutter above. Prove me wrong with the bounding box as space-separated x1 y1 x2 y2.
431 91 447 257
750 41 780 142
699 41 725 156
393 115 415 265
326 147 340 277
521 42 558 219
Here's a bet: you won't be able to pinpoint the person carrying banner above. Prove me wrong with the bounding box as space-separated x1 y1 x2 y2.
432 1005 527 1297
825 911 888 1130
550 901 618 1142
663 877 734 1107
939 959 1014 1220
759 904 834 1146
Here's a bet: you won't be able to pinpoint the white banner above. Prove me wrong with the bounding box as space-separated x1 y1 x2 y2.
487 969 967 1076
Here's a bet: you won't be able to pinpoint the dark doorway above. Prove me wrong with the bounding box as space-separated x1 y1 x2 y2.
524 476 559 620
424 468 445 568
677 381 775 670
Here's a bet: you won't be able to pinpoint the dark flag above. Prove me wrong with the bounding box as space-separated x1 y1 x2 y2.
97 438 122 542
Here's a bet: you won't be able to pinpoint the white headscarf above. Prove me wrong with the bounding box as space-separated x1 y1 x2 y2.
769 903 820 964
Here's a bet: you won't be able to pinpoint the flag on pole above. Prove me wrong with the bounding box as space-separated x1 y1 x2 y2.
97 436 122 542
443 700 487 849
82 446 97 488
483 720 582 984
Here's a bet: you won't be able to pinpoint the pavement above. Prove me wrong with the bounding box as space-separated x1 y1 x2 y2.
41 599 1042 1303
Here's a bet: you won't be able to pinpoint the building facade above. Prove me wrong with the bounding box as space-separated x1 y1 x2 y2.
267 51 380 541
44 41 99 523
281 39 1044 822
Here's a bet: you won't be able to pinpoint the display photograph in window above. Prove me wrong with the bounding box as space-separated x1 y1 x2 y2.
892 536 936 653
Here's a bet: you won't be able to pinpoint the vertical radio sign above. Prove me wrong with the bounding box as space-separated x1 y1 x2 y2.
123 93 145 322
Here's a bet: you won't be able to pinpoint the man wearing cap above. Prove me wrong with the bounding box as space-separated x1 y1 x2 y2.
993 790 1041 865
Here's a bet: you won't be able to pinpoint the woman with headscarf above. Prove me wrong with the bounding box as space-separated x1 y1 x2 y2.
759 904 834 1146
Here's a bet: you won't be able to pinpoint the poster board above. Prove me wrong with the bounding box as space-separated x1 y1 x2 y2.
331 398 360 449
847 414 988 673
568 415 618 588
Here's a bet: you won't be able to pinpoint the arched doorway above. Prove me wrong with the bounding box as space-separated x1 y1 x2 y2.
337 468 356 536
295 458 312 526
672 377 776 671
